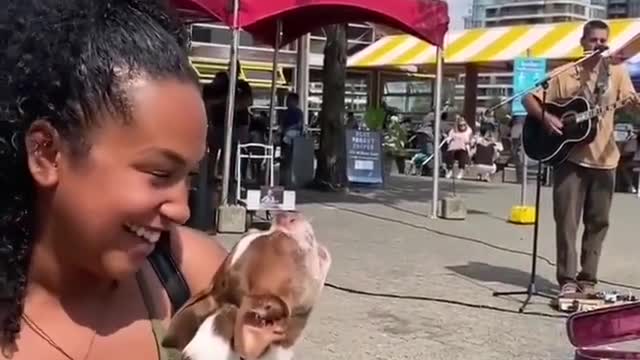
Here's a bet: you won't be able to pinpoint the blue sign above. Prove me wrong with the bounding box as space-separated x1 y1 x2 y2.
627 60 640 92
512 57 547 116
345 130 384 185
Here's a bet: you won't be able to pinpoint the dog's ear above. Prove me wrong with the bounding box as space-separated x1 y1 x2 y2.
233 294 289 359
162 286 220 350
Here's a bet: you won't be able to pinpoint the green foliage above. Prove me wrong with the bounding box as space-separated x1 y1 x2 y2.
383 117 408 157
364 107 385 131
616 109 640 126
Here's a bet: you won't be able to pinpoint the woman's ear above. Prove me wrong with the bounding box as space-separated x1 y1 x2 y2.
25 120 62 188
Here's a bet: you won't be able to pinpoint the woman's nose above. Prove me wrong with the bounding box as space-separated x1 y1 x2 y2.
159 188 191 225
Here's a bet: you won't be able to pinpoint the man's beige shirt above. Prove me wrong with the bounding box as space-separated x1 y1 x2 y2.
534 61 636 169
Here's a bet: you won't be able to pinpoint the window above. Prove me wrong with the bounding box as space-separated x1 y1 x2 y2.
347 25 374 43
380 75 434 117
191 26 214 43
190 24 296 51
308 70 371 116
310 38 326 54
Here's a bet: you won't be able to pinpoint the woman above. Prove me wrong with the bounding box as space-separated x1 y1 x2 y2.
444 116 473 179
470 126 503 182
0 1 227 359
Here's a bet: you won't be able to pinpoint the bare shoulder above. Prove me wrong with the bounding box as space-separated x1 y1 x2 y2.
170 226 228 294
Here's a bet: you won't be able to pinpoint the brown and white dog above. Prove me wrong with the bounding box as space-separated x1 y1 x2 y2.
162 211 331 360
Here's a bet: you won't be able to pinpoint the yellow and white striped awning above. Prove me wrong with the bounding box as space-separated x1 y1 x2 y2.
189 57 289 89
348 19 640 68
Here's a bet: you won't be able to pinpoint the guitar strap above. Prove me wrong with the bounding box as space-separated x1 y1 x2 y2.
583 58 610 107
581 58 614 144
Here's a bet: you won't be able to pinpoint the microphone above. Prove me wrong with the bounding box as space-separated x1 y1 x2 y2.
584 45 610 57
596 45 609 52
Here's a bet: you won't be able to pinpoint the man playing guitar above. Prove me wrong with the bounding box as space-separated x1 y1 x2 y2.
522 20 638 302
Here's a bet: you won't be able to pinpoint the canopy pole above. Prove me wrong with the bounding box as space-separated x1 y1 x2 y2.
266 20 282 187
220 0 240 205
430 47 444 218
296 34 310 131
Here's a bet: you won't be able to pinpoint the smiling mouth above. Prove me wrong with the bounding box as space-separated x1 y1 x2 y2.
123 223 162 245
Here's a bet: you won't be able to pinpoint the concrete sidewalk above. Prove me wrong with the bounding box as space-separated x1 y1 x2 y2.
216 175 640 359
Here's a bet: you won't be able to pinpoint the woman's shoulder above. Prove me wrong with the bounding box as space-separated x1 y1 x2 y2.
169 226 228 295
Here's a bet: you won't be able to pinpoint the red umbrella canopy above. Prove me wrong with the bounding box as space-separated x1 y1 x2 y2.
239 0 449 48
171 0 227 23
171 0 449 48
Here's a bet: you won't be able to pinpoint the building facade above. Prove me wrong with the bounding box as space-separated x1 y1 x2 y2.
607 0 640 18
468 0 607 28
188 22 380 114
458 0 607 112
188 22 435 123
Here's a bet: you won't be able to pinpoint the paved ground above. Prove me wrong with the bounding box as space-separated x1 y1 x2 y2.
216 174 640 359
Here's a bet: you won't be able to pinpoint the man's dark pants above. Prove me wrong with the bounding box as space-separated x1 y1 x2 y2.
553 161 615 287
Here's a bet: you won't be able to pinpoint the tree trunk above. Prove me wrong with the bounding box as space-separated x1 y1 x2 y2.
314 24 348 190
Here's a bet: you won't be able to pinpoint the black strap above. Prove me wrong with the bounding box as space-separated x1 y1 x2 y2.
148 232 191 315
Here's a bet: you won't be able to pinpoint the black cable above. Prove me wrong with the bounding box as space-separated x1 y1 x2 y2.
320 202 640 291
325 282 567 319
322 202 555 266
311 201 640 317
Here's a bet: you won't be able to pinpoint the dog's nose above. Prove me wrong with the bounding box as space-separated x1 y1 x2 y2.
274 211 302 226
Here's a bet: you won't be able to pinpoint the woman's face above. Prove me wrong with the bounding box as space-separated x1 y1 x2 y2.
457 121 467 131
35 78 207 279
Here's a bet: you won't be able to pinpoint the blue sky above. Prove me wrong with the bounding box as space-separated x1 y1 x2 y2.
449 0 473 29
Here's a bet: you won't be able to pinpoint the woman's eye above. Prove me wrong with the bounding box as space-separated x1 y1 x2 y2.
150 170 171 178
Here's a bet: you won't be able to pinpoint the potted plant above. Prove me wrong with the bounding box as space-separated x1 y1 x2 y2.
363 106 385 131
383 115 408 175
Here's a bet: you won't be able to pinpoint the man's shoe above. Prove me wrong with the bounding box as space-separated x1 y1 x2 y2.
551 282 581 309
578 282 597 297
558 282 581 299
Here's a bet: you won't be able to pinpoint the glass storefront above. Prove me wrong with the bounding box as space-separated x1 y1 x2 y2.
308 70 371 124
380 73 434 123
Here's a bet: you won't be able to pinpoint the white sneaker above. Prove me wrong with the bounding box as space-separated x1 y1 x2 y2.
456 170 464 179
445 170 453 179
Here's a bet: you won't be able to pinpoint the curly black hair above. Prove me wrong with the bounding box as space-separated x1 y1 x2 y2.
0 0 198 351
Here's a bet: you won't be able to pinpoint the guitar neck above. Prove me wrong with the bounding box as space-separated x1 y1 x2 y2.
593 96 632 117
579 95 633 121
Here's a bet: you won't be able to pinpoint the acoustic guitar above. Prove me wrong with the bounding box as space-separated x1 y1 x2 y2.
522 95 634 166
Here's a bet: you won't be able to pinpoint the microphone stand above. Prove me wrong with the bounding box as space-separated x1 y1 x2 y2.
492 80 551 313
491 47 607 313
484 46 608 117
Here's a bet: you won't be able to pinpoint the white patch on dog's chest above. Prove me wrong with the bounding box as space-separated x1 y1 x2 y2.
183 315 240 360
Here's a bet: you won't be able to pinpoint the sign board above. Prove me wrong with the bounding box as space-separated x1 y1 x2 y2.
345 130 384 185
244 186 296 211
627 60 640 92
512 57 547 116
